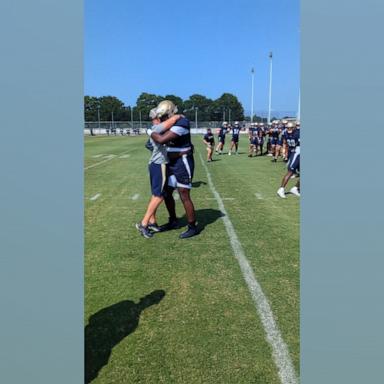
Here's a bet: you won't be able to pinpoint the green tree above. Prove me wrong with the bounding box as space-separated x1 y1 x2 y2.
135 93 164 121
163 94 184 113
212 93 244 121
183 94 214 121
98 96 125 121
84 96 100 121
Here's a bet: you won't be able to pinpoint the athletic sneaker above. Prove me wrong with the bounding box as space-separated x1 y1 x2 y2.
277 187 286 199
267 153 273 157
148 222 161 232
290 186 301 197
290 174 296 179
179 224 200 239
228 152 231 156
159 218 181 232
135 223 153 238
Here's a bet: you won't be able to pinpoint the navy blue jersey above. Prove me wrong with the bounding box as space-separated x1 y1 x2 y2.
218 126 228 137
204 133 215 145
232 126 241 136
283 129 300 149
270 127 280 138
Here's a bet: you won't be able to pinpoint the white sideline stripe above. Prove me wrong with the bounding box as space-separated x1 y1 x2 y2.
255 193 263 200
84 152 128 170
119 154 130 159
92 154 104 158
89 193 101 201
206 197 234 201
198 153 298 384
131 193 140 200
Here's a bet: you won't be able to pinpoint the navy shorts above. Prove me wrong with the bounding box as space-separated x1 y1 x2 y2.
231 135 239 143
218 135 225 144
251 138 258 145
167 154 195 189
149 163 167 197
288 151 300 173
271 137 279 145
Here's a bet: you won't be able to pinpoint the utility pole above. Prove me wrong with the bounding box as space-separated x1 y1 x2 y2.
268 52 273 124
251 67 255 123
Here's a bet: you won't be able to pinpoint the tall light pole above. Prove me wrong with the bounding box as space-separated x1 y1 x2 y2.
111 109 114 130
251 67 255 123
228 108 231 124
139 109 142 129
268 52 273 124
222 107 225 122
130 106 133 129
194 107 198 129
97 105 100 129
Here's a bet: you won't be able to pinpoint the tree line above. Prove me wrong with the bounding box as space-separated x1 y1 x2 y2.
85 92 250 122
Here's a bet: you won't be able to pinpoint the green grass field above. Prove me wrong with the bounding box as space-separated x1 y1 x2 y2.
85 134 299 384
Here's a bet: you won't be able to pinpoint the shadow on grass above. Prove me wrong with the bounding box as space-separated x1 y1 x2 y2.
195 208 224 231
192 181 207 188
85 290 166 383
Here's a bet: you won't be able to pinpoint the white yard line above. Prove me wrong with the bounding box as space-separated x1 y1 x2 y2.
118 154 131 159
84 151 129 171
198 153 298 384
255 192 264 200
131 193 140 200
206 197 234 201
89 193 101 201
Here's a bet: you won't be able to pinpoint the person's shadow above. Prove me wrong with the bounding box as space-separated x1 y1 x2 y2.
85 290 166 383
195 208 224 231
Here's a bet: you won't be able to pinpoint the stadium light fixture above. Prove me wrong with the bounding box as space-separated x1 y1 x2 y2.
251 68 255 123
268 52 273 125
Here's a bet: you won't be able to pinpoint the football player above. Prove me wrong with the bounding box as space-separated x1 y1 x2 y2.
203 128 215 162
136 107 184 238
150 100 199 239
277 123 300 198
215 121 229 154
228 121 241 155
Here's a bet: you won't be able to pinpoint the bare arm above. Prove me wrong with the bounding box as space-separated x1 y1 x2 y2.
160 114 183 131
151 130 179 144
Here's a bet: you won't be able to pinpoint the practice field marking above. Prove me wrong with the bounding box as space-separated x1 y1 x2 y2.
89 193 101 201
255 193 264 200
206 197 234 201
199 153 298 384
131 193 140 200
119 154 131 159
85 151 129 171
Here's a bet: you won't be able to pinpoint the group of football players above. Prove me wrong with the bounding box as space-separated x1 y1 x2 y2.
202 119 301 198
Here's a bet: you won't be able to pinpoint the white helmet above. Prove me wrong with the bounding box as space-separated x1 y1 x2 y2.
223 121 228 126
155 100 178 118
286 122 294 128
149 108 157 120
234 121 239 125
282 119 288 125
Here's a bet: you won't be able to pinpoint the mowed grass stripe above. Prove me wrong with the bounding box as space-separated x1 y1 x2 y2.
198 152 298 384
197 138 300 372
85 135 297 383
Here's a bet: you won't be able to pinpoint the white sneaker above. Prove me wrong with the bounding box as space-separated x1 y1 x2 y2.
228 152 231 156
290 186 300 197
290 174 296 179
267 153 273 157
277 187 286 199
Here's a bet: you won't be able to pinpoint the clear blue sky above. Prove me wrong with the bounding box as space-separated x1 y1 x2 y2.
85 0 299 115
